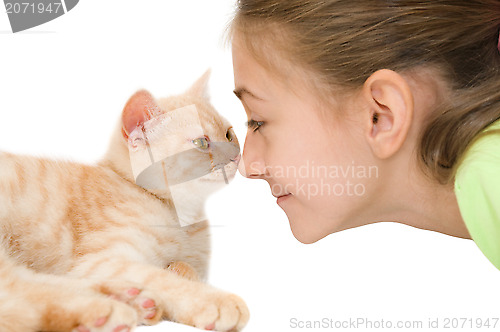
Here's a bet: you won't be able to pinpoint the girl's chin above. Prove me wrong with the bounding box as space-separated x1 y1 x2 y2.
288 219 329 244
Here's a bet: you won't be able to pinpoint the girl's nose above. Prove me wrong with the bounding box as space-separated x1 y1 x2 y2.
238 137 266 179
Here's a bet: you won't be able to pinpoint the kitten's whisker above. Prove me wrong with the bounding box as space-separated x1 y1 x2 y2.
141 126 155 164
222 168 228 184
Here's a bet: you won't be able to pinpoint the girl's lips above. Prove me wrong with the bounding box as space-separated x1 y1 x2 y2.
277 193 292 204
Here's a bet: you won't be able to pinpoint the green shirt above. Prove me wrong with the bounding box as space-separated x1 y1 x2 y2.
455 119 500 270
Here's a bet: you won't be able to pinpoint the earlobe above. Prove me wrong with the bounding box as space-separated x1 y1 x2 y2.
362 69 414 159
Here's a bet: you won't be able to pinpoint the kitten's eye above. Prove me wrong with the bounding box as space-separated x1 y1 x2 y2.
192 136 210 150
226 127 236 142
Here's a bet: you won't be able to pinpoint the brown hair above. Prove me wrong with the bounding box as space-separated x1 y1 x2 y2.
230 0 500 184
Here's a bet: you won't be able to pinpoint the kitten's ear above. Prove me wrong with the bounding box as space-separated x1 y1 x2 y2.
186 69 211 100
121 90 161 139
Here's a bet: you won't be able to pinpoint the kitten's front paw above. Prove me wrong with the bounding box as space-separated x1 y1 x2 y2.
175 288 249 331
69 297 137 332
94 281 162 326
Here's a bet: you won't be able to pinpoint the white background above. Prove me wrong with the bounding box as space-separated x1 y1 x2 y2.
1 1 499 332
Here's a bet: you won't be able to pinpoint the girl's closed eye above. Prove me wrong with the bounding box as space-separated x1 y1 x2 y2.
246 119 264 132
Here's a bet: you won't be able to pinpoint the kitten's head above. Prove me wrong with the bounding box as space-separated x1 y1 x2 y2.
106 71 240 223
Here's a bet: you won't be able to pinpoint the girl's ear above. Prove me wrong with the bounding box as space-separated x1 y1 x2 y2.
186 69 211 100
362 69 414 159
121 90 161 139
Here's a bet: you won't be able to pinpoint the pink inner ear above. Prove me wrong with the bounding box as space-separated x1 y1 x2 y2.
122 90 159 138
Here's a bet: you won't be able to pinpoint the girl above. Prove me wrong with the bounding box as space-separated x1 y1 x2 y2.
229 0 500 269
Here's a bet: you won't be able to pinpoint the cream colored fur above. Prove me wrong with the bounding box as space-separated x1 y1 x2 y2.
0 72 248 332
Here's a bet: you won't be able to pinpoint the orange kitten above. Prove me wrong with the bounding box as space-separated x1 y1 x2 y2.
0 72 248 332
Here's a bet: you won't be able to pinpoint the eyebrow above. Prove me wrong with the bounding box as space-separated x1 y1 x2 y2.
233 87 264 101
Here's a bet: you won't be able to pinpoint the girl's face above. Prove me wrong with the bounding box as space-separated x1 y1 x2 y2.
232 38 380 243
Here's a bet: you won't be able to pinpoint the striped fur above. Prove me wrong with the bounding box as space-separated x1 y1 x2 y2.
0 72 248 332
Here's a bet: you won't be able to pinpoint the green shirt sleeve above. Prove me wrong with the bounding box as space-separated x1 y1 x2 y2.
454 119 500 270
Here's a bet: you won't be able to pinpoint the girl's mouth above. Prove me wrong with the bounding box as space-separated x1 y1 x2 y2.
276 193 292 204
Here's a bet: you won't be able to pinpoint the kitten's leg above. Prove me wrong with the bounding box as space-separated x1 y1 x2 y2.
72 257 249 331
0 249 137 332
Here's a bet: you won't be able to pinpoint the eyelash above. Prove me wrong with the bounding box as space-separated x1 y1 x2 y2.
246 119 264 132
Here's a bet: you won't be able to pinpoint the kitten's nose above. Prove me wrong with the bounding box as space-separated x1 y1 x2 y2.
231 154 241 165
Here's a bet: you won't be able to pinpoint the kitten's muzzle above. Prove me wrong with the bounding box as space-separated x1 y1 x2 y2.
230 154 241 165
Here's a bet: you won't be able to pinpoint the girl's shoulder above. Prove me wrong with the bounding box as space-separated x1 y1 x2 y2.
455 118 500 270
459 119 500 166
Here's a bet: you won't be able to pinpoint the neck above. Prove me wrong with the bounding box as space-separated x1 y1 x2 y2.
363 156 471 239
98 122 136 183
98 124 182 212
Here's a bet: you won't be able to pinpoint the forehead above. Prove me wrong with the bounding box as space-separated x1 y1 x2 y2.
232 32 331 106
196 104 229 135
155 98 230 138
232 37 276 101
